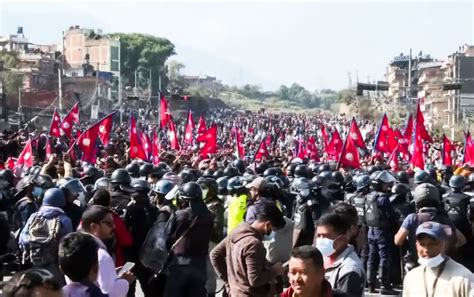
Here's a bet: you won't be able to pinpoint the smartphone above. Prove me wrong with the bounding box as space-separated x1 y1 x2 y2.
118 262 135 277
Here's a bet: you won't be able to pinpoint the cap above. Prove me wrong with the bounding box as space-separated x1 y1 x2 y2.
416 221 448 241
245 177 269 190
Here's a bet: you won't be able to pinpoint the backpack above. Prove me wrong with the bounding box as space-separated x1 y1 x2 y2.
25 215 61 266
364 193 381 227
139 209 173 271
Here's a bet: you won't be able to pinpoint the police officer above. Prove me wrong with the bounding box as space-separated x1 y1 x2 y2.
445 175 474 271
365 170 398 294
226 176 249 234
164 182 215 297
109 168 134 216
347 174 370 257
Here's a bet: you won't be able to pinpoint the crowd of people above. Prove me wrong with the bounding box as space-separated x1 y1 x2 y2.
0 107 473 297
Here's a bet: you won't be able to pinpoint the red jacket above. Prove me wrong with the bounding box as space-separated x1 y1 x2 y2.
112 212 133 267
281 279 333 297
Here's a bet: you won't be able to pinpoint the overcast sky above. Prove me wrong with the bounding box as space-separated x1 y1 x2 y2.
1 0 473 91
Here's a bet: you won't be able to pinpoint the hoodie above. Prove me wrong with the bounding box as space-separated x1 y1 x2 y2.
19 206 73 247
210 222 279 297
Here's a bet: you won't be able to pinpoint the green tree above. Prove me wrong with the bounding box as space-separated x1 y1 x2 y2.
0 51 23 99
110 33 175 96
166 60 187 93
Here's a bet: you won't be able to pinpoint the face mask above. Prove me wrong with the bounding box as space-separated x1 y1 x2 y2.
418 254 445 268
316 237 336 257
32 186 43 198
263 231 275 241
202 189 209 200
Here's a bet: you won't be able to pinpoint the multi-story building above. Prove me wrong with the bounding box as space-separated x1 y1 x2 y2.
386 52 433 102
442 44 474 128
0 27 28 52
416 61 445 126
63 25 120 100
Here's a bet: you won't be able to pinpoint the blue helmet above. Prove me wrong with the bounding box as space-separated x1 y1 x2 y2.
356 175 371 191
153 180 174 195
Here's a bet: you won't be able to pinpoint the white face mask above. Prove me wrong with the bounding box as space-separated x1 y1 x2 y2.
316 237 336 257
418 254 445 268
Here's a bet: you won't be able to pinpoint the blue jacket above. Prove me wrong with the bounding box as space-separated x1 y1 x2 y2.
19 206 73 247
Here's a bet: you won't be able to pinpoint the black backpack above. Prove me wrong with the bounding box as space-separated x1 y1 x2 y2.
364 193 382 227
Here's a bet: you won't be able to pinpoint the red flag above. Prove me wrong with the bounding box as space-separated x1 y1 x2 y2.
235 129 245 159
6 157 15 170
17 139 33 167
254 138 270 162
45 136 52 161
349 118 366 150
168 119 180 151
129 114 148 161
97 112 115 146
403 114 413 143
184 109 194 145
337 133 360 169
160 94 171 128
197 124 218 157
297 136 305 159
388 147 400 172
442 134 454 166
152 129 160 166
75 124 100 164
49 109 61 138
373 114 394 154
265 135 272 148
463 132 474 166
198 114 207 134
61 103 79 138
140 132 152 160
416 100 432 143
306 136 320 162
326 129 343 160
411 127 425 170
321 125 329 147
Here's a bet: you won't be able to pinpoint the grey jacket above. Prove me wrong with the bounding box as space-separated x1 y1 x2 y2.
324 245 365 297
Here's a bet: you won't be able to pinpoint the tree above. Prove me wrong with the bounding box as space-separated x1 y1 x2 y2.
166 60 187 94
0 51 23 99
110 33 175 99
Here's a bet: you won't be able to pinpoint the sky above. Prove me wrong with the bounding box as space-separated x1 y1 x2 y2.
0 0 473 91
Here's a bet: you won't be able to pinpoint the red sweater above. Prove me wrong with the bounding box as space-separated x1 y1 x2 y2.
281 280 333 297
112 212 133 267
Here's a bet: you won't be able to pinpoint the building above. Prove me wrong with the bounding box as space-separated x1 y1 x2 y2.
63 25 120 100
0 27 28 52
386 51 433 102
18 51 57 91
416 61 445 126
442 44 474 128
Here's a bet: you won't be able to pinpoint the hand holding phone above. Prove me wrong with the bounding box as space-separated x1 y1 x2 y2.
117 262 135 277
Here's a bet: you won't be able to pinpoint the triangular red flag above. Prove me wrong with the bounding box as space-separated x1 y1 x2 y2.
411 126 425 170
198 114 207 134
160 94 171 128
306 136 320 162
129 114 148 161
254 138 270 162
75 124 100 164
6 157 15 170
49 109 61 138
197 124 218 157
374 113 391 153
184 109 194 145
235 129 245 159
337 133 360 169
416 100 432 143
17 139 34 167
349 118 366 150
403 114 413 144
442 134 454 166
152 129 160 166
388 146 400 172
168 118 180 151
463 132 474 166
97 112 115 146
45 136 52 161
321 125 329 148
61 103 79 139
326 129 343 160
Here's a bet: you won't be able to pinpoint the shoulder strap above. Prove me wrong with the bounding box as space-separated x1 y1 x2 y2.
171 216 198 251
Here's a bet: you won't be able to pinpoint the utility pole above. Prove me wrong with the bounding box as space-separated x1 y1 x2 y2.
58 67 63 111
407 48 412 106
117 37 123 125
18 86 22 126
134 70 138 96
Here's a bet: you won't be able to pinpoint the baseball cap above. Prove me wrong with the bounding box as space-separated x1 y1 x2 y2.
245 177 269 190
416 221 448 241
